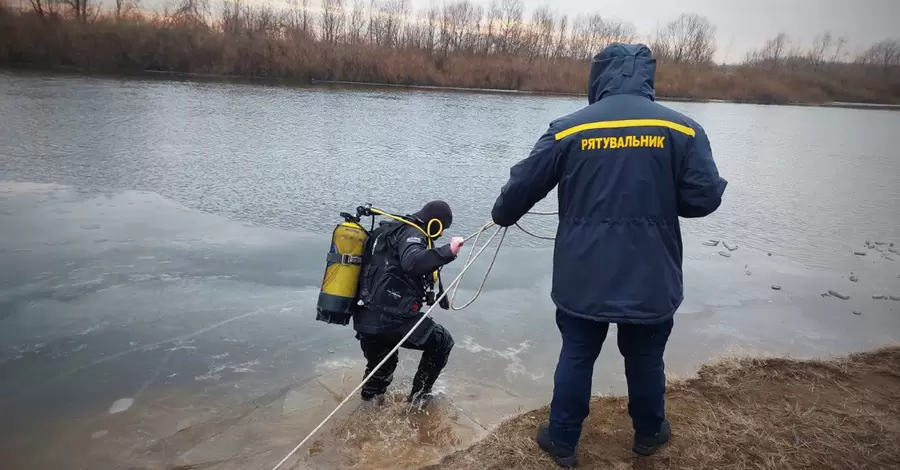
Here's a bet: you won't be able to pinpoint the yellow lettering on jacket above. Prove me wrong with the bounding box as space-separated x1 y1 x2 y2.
580 135 667 151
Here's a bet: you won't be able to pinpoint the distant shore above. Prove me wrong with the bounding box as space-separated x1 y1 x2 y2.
6 67 900 112
2 5 898 107
307 79 900 110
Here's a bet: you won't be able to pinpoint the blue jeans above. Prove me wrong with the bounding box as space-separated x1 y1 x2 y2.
549 310 674 450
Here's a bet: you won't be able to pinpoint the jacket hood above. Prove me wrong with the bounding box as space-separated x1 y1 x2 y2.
588 43 657 104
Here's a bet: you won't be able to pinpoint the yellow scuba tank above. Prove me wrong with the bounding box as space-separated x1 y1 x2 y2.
316 205 445 324
316 211 369 325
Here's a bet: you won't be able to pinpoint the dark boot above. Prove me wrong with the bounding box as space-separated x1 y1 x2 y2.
407 324 453 407
536 423 578 468
361 392 386 406
407 369 437 408
633 419 671 456
406 389 436 409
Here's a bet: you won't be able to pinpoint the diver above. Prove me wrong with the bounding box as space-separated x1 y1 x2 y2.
352 200 465 407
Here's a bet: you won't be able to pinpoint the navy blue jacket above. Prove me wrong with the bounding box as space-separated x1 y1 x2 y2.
491 43 727 324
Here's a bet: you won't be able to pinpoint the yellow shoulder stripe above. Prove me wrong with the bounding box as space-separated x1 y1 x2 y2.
554 119 696 141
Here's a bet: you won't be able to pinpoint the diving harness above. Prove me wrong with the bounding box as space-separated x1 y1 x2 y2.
315 205 447 326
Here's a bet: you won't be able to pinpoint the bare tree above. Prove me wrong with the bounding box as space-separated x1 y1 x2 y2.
568 15 637 59
529 5 555 58
347 0 366 44
568 14 592 59
300 0 313 35
284 0 313 38
368 0 409 47
497 0 524 54
652 13 717 64
829 36 848 63
369 0 385 46
856 39 900 79
606 18 638 44
221 0 243 34
385 0 410 47
553 13 569 58
437 2 452 53
807 32 831 69
746 33 790 68
248 3 278 35
65 0 89 22
481 0 501 54
424 5 438 52
438 1 482 53
28 0 45 20
467 2 485 53
365 0 376 44
806 31 848 70
171 0 210 25
320 0 346 43
116 0 140 20
402 7 424 49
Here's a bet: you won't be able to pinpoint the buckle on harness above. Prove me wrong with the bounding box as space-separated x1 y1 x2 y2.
327 253 363 265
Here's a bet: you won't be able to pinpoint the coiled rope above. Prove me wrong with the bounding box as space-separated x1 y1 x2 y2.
270 211 557 470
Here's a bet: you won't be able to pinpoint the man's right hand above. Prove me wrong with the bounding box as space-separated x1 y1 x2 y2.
450 237 465 256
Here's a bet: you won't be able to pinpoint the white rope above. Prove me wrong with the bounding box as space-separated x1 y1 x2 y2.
447 211 557 310
270 211 556 470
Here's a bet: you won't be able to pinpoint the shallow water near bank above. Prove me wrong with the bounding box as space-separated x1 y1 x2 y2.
2 73 900 469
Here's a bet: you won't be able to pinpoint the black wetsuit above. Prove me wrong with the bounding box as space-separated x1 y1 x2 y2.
352 220 457 401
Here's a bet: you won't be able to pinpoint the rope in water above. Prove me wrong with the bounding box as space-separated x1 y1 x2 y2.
270 211 557 470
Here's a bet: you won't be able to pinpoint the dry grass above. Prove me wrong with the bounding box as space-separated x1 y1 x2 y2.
1 7 899 104
425 347 900 470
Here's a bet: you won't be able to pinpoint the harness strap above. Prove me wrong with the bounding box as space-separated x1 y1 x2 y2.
367 207 442 284
326 253 363 265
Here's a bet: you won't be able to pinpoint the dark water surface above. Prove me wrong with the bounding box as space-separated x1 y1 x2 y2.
1 72 899 469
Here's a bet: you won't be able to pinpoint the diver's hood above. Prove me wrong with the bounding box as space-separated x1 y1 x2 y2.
411 200 453 232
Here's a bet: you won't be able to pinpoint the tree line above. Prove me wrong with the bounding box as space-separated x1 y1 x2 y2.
3 0 899 103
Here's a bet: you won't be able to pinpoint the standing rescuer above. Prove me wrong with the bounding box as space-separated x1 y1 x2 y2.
352 200 465 406
491 43 728 467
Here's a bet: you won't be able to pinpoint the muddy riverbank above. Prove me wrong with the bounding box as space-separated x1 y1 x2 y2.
427 347 900 470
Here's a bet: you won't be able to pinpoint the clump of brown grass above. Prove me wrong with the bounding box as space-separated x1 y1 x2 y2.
425 347 900 470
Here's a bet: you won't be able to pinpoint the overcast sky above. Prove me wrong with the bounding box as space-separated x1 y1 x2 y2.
415 0 900 63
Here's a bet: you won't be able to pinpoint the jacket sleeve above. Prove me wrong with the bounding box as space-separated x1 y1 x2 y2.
491 125 562 227
677 124 728 218
396 226 456 277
